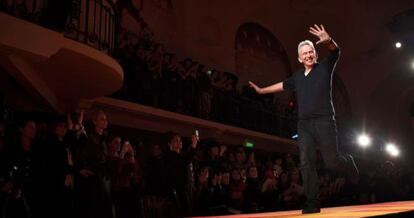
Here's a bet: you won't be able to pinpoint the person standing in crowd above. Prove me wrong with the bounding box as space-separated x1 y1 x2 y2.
249 24 358 214
35 115 75 218
164 131 198 216
75 110 113 218
107 135 141 218
0 119 37 218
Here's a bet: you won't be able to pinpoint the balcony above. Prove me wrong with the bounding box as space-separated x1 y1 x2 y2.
0 0 123 112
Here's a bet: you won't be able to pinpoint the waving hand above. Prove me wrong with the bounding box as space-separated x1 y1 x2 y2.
309 24 331 45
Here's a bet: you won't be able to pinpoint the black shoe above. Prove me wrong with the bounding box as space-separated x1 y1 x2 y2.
302 200 321 214
302 207 321 214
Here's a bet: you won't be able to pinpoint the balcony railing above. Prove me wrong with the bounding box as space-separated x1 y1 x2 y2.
0 0 118 54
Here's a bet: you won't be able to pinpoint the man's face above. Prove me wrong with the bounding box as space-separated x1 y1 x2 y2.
210 146 219 157
222 172 230 185
248 167 258 179
169 135 182 152
231 170 240 181
298 44 317 68
94 112 108 130
22 121 36 139
151 144 162 157
110 137 121 152
55 123 67 139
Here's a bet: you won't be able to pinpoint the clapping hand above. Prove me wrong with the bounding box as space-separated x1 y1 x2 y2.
191 134 199 149
78 110 84 127
67 113 73 130
120 141 135 160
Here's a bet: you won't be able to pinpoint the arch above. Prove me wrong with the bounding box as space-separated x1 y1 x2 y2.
234 22 292 88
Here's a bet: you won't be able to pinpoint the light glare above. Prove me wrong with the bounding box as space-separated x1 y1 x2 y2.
395 42 402 48
386 143 400 157
357 134 371 147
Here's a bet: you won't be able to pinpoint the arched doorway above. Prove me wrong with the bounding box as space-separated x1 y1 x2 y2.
235 23 292 88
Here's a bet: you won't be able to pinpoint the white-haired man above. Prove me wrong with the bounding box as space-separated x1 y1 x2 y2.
249 24 358 214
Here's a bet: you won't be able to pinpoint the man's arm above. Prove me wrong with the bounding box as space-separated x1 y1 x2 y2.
325 38 339 51
248 81 284 94
309 24 338 51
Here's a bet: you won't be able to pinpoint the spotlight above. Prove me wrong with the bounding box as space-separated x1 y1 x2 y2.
357 134 371 147
395 42 402 48
411 61 414 70
385 143 400 157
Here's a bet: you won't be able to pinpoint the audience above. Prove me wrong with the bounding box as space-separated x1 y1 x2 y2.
0 110 413 217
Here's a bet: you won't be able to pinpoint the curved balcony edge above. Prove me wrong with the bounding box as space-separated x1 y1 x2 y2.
0 12 123 112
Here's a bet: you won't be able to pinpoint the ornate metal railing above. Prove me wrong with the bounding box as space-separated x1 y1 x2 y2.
0 0 118 54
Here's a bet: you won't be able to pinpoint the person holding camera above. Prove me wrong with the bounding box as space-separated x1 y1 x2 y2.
107 135 141 218
164 131 199 216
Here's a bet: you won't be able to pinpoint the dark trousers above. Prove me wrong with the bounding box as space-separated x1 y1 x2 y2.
76 175 113 218
297 116 349 204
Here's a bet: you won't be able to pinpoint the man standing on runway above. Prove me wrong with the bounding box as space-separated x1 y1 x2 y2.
249 24 358 214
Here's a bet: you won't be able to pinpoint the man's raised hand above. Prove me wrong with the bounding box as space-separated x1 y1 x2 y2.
309 24 331 45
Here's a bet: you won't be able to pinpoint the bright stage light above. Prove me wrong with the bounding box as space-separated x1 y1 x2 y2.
395 42 402 48
411 61 414 70
385 143 400 157
357 134 371 147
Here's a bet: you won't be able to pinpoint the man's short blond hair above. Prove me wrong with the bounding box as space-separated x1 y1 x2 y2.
297 40 315 54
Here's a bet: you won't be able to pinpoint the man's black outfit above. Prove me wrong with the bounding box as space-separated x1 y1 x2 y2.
283 48 358 213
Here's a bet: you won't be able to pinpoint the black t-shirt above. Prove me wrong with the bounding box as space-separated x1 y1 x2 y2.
283 48 340 120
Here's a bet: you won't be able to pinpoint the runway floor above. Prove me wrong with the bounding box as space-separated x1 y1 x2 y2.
193 201 414 218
